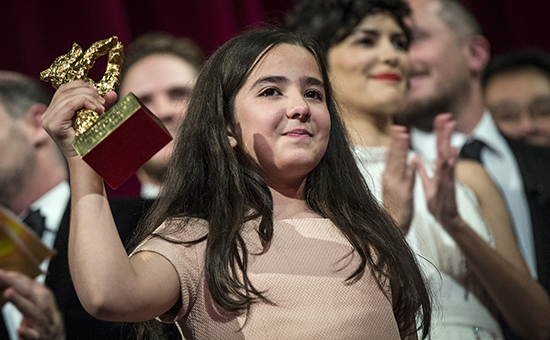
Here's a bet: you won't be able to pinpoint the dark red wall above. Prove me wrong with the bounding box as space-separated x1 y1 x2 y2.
2 0 547 196
1 0 547 82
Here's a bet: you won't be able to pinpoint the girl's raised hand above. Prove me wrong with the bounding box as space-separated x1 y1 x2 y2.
41 80 117 160
382 125 415 234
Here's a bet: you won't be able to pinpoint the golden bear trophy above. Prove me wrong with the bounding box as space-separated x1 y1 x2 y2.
41 37 172 189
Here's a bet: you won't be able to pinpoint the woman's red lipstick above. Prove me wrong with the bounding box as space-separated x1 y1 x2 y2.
371 72 401 82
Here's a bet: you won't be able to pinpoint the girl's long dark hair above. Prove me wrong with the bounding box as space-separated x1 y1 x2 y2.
130 28 430 339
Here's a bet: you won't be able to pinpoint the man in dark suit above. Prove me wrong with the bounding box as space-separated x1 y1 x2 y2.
400 0 549 284
0 71 149 340
483 49 550 288
398 0 550 338
505 137 550 294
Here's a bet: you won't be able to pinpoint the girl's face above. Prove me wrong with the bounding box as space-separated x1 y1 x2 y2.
233 43 331 186
328 12 410 116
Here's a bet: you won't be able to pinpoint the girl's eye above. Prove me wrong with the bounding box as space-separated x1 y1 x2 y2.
304 90 324 101
358 37 375 47
260 88 281 97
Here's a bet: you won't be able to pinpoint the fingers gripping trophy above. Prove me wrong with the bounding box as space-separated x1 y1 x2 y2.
40 37 172 188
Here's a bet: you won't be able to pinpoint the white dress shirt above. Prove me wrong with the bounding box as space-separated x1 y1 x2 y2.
410 112 536 277
2 181 70 340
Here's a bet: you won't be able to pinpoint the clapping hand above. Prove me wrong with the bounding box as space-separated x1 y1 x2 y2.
382 125 418 234
414 114 462 232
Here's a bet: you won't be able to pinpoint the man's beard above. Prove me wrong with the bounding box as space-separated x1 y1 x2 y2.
398 91 454 132
0 168 27 206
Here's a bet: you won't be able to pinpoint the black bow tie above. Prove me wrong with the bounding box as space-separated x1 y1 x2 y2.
23 209 46 238
459 139 486 164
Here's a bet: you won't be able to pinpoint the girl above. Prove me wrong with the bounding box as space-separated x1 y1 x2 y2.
42 29 430 339
287 0 550 339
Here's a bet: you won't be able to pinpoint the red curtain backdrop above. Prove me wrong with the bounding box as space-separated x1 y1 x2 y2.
2 0 548 196
0 0 294 82
1 0 549 82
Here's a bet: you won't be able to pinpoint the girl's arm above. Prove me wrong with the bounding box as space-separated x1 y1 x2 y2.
42 81 180 322
414 114 550 340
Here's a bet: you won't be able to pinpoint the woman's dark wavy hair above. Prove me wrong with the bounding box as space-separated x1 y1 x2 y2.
130 28 430 339
286 0 412 57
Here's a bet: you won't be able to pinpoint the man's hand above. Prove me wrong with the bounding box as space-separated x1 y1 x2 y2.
0 270 64 340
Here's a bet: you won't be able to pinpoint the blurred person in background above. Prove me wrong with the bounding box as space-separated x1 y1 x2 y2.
287 0 550 338
483 49 550 147
398 0 550 337
0 70 149 339
118 32 204 198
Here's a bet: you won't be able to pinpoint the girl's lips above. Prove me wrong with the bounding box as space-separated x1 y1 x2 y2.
283 129 312 137
371 72 401 82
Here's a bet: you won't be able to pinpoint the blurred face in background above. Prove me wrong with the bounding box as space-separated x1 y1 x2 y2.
400 0 471 129
484 67 550 146
328 12 411 117
119 54 198 183
0 104 36 206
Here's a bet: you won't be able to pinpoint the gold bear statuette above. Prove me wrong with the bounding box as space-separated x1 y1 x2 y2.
40 36 124 136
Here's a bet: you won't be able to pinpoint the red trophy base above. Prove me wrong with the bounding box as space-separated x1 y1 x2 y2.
72 93 172 189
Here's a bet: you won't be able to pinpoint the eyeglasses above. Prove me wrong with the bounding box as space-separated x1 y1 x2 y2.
488 95 550 122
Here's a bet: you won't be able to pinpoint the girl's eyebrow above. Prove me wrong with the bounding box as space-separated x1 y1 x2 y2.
355 29 379 35
353 29 406 38
302 76 324 88
251 75 324 88
251 76 288 88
